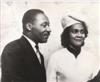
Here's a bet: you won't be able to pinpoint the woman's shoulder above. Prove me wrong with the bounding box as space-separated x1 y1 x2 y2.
50 48 68 60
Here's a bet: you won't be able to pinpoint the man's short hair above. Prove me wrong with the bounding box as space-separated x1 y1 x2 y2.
22 9 44 30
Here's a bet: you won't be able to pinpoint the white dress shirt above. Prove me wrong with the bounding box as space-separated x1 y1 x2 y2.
23 35 41 64
47 48 99 82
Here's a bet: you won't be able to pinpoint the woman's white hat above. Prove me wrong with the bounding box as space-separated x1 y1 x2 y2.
61 12 87 29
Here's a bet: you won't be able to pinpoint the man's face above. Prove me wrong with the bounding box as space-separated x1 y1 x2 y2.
30 13 51 43
69 23 86 47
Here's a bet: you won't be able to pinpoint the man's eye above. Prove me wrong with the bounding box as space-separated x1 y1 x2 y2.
41 24 46 27
41 23 49 28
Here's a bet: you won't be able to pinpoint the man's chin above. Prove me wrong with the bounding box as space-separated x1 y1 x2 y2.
40 39 48 43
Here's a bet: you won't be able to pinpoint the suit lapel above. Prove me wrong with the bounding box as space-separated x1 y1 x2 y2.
19 36 41 65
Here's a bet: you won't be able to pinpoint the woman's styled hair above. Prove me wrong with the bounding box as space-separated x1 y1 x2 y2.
61 22 88 48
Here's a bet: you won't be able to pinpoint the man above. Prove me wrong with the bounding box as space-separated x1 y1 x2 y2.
47 13 99 82
1 9 51 82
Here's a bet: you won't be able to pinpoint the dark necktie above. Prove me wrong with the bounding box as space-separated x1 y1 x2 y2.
35 44 42 64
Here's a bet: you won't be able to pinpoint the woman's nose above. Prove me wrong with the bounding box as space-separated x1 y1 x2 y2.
77 32 83 37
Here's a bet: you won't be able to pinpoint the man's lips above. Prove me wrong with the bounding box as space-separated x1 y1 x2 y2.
43 35 49 39
43 32 50 36
43 33 50 39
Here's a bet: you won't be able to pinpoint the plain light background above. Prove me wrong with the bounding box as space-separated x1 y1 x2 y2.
0 0 100 78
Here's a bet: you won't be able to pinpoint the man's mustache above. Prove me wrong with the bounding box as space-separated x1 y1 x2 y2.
43 31 51 36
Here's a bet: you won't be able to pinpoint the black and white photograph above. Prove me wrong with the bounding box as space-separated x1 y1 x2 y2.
0 0 100 82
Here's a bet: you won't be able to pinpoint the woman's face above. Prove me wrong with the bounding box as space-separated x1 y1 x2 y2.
69 23 86 47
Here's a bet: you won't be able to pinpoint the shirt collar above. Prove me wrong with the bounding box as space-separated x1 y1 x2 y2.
23 35 36 52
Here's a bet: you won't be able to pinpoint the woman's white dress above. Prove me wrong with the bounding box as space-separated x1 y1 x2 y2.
47 48 99 82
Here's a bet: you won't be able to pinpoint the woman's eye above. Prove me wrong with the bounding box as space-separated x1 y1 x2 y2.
71 29 85 34
81 30 85 34
71 29 78 34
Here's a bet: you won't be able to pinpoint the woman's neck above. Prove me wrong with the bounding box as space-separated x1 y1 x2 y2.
67 44 81 58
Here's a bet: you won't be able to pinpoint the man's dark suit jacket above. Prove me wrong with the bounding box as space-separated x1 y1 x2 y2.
1 36 46 82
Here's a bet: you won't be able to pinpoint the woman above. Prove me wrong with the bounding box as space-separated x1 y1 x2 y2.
47 14 99 82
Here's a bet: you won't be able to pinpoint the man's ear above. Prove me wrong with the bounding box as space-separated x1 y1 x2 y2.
26 23 33 31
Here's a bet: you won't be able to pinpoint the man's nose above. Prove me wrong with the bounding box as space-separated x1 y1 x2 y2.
46 26 51 32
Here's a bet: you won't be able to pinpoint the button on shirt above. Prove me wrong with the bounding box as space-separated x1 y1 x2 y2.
47 48 99 82
23 35 41 64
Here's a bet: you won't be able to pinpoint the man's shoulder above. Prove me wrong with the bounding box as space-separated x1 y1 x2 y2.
2 38 24 54
5 39 20 49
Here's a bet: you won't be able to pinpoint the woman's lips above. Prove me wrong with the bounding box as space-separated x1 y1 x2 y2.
74 38 84 42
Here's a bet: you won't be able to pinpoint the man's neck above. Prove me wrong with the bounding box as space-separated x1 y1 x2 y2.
23 33 38 44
